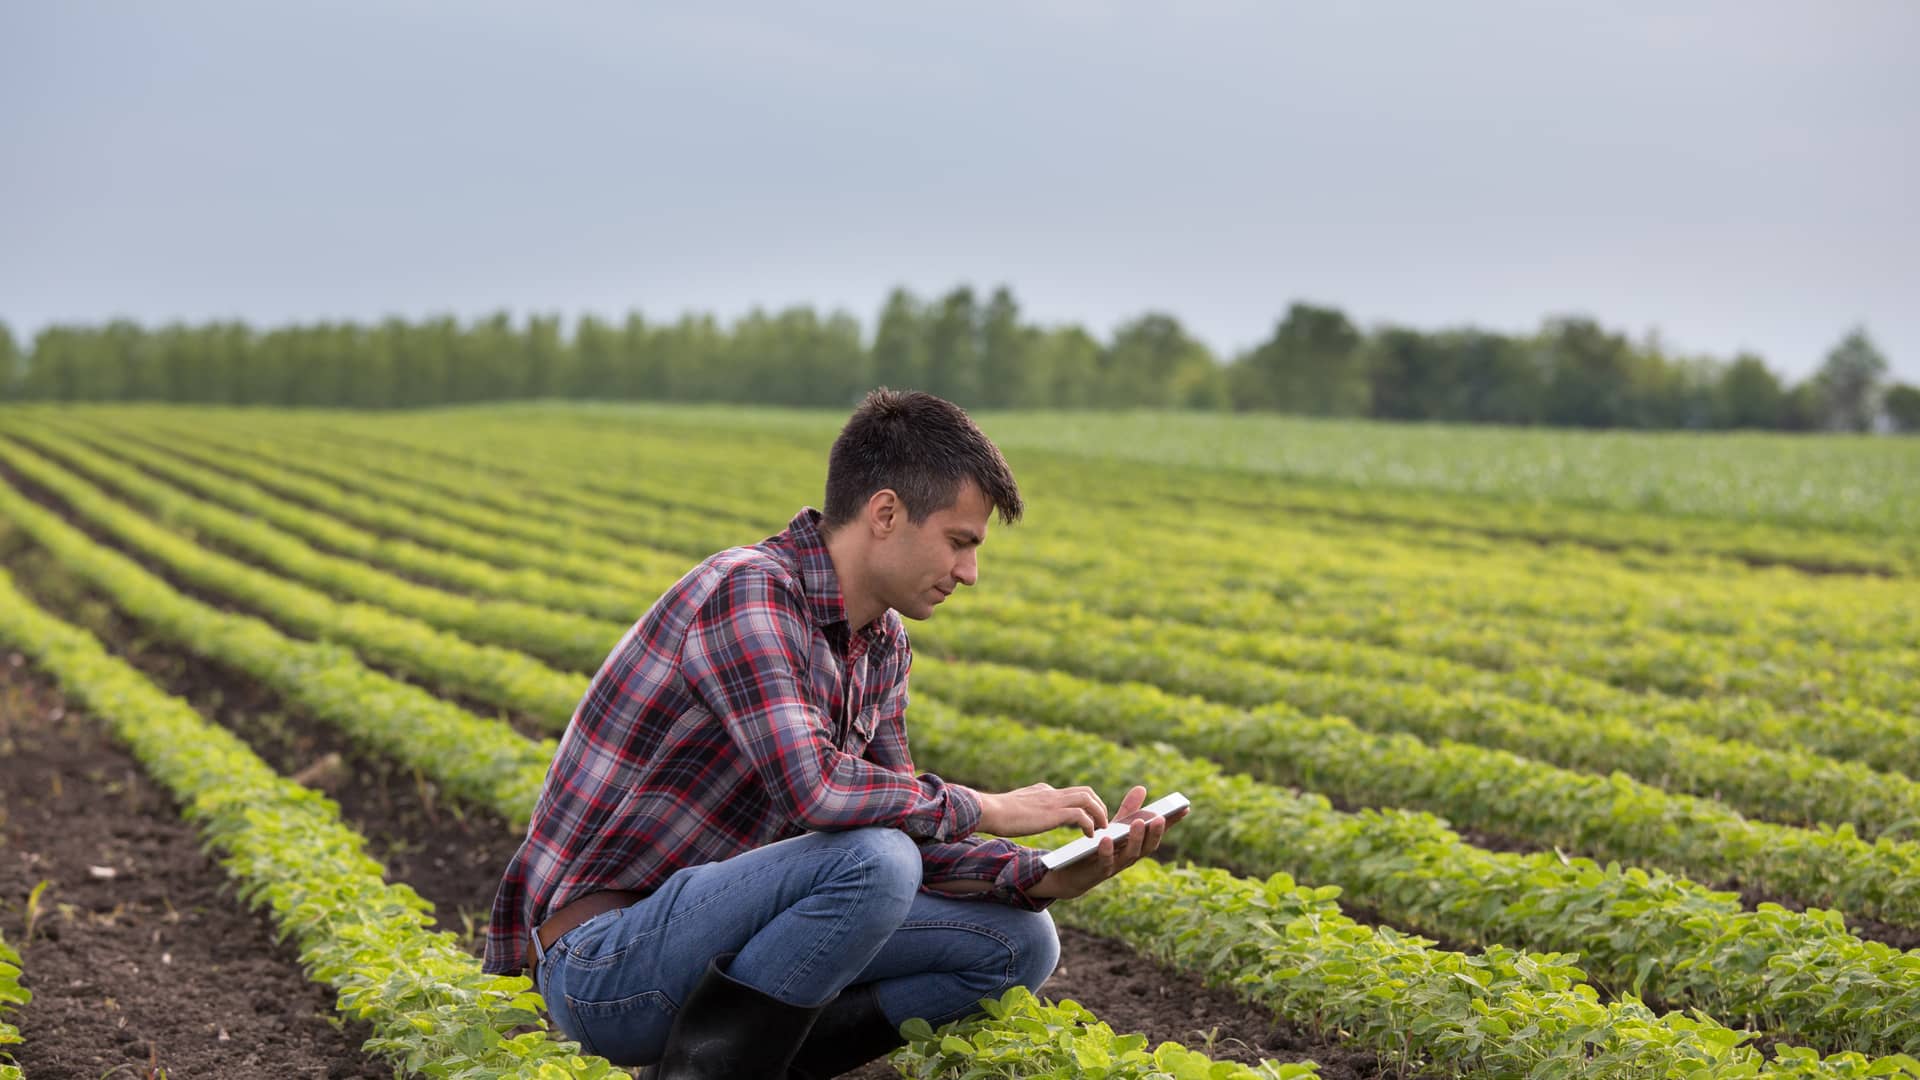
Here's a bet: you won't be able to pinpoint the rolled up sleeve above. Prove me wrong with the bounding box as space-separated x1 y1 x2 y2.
917 837 1054 912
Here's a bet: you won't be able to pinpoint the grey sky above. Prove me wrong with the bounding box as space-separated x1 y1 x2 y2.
3 2 1915 381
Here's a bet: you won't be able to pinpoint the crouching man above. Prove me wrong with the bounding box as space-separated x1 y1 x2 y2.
483 388 1180 1078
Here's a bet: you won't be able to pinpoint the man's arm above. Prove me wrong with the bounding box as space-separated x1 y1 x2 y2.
680 566 979 842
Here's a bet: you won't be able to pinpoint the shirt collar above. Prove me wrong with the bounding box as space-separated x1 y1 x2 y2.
785 508 894 648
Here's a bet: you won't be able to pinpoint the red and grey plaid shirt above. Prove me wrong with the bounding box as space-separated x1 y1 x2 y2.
483 507 1051 975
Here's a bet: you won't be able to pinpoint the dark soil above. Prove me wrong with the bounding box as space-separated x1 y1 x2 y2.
0 653 389 1079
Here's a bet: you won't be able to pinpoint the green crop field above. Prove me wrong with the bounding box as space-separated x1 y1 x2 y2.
1 402 1917 1079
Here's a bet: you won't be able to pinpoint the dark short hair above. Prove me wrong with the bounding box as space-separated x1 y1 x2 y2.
822 388 1023 530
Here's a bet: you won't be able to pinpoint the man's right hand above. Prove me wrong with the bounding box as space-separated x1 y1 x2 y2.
974 781 1109 838
1029 785 1180 900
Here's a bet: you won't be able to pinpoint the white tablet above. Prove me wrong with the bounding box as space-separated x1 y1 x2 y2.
1040 792 1190 871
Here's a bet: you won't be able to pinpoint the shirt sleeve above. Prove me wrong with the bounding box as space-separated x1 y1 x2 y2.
917 837 1054 912
680 565 980 841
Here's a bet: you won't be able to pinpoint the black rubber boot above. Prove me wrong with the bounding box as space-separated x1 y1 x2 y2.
636 952 825 1079
787 982 907 1080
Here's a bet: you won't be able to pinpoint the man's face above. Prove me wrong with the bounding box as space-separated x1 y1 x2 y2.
876 479 990 620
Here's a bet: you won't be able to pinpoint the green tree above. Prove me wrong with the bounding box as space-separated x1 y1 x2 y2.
1813 326 1888 432
574 314 620 399
657 313 728 402
0 321 21 400
1365 327 1452 420
1778 379 1823 431
525 313 568 401
1237 302 1369 415
977 286 1032 408
1100 313 1222 408
926 287 981 405
1885 383 1920 433
870 287 929 393
1446 330 1542 424
618 312 657 399
462 311 524 402
1716 353 1785 429
1032 324 1099 408
1538 316 1635 428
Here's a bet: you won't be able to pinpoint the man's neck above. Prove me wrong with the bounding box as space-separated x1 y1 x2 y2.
825 529 884 632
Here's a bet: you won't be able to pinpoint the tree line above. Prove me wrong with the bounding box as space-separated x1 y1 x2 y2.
3 287 1915 432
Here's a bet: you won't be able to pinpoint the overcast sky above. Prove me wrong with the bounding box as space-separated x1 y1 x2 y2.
4 2 1915 380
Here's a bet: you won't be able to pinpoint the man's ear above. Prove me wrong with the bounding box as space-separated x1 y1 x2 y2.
866 489 902 538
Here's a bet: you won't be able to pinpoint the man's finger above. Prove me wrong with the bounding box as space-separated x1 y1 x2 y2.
1081 791 1110 832
1117 785 1147 818
1075 810 1096 837
1143 816 1167 856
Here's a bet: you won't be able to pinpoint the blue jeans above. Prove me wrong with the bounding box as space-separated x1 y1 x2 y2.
533 827 1060 1066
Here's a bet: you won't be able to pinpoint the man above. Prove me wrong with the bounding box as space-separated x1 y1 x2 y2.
484 388 1182 1078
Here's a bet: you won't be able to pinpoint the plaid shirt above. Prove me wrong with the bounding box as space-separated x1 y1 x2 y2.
484 507 1051 975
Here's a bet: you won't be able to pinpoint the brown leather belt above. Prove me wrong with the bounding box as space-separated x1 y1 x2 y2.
530 888 649 979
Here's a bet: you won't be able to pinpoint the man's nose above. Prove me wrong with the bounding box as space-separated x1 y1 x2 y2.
954 550 978 587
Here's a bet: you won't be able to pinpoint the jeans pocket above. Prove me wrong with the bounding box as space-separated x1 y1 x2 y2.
565 989 679 1065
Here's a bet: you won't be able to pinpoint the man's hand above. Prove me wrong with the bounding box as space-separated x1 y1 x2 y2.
1028 785 1185 901
975 781 1110 838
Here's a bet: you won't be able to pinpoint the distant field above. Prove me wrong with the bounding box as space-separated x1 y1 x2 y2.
2 401 1919 1077
531 402 1920 537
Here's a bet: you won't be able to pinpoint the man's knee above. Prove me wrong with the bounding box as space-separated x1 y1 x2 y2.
830 826 921 908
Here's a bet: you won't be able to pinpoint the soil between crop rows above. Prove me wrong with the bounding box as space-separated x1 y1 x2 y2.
0 532 1405 1079
0 652 388 1079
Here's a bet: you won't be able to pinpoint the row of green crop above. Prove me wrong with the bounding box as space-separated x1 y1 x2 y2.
9 452 1917 1059
16 420 648 624
0 932 22 1080
0 434 624 680
0 432 587 718
49 416 1920 790
18 417 1920 895
141 411 1920 716
50 418 692 593
1054 854 1918 1078
0 468 556 822
18 421 1920 937
104 415 756 565
0 570 618 1079
893 987 1317 1080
